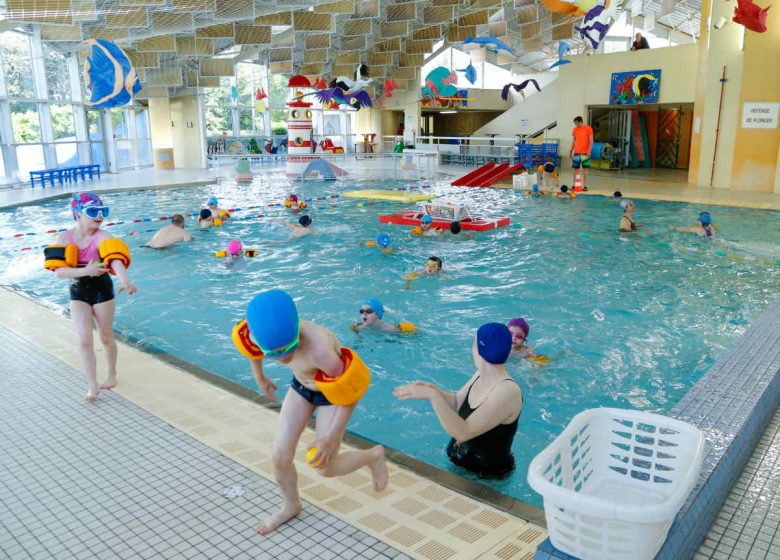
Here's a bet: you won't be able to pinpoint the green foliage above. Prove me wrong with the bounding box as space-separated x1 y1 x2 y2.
272 126 288 136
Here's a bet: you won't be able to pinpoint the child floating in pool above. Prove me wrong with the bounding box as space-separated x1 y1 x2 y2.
350 299 416 334
526 184 548 196
45 192 137 402
271 215 314 238
448 221 474 239
232 290 388 534
610 191 623 202
208 196 230 220
553 185 575 199
405 256 442 289
411 214 443 237
507 318 537 358
147 214 192 248
393 323 522 479
670 211 715 238
539 157 558 190
360 233 393 253
619 199 639 232
198 209 214 228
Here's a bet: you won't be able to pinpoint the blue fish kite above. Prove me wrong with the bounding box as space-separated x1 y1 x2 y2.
575 5 612 49
83 39 141 108
456 60 477 85
550 41 572 69
463 34 513 56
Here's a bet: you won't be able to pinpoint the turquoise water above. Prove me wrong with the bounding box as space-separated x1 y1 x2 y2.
2 177 780 506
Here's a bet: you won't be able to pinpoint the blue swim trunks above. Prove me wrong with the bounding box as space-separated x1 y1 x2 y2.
291 377 332 407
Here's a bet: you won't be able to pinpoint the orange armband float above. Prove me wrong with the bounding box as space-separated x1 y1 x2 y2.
232 320 264 359
314 348 370 406
98 238 131 274
43 244 78 270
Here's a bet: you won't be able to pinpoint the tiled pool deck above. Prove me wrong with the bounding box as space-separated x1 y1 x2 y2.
0 288 547 560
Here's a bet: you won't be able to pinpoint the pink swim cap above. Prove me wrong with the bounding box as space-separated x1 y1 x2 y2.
227 239 243 255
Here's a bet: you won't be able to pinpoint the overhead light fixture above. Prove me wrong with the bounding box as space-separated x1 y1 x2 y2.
440 110 457 114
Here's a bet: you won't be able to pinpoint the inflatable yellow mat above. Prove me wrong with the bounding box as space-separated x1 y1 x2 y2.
343 189 433 202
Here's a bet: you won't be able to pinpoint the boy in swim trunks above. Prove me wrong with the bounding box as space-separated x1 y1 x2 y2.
271 215 314 238
570 116 593 190
234 290 388 535
147 214 192 248
405 256 442 289
350 298 414 334
208 196 230 221
411 214 443 237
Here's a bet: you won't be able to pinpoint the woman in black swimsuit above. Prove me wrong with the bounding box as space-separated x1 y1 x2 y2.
394 323 523 478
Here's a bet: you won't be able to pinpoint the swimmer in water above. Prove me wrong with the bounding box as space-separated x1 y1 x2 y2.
393 323 522 479
199 209 214 229
147 214 192 248
610 191 623 202
350 299 413 334
405 256 442 289
360 233 393 252
411 214 443 237
232 290 388 534
208 196 230 220
271 215 315 238
507 318 537 358
448 221 474 239
553 185 575 199
619 199 638 232
670 211 715 238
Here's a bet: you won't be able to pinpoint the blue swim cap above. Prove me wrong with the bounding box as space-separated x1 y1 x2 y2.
362 298 384 319
208 196 218 206
476 323 512 365
532 184 539 192
246 290 299 351
376 233 391 248
199 209 212 220
421 214 433 225
699 211 711 226
561 185 569 193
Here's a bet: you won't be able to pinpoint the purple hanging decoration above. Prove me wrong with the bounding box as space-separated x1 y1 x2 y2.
575 5 611 50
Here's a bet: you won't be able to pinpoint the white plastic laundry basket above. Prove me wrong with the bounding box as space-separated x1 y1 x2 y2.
528 408 705 560
513 173 535 189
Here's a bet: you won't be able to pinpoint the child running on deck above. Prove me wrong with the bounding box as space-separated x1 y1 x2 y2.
232 290 388 534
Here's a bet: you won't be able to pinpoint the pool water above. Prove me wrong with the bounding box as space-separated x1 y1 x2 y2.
2 178 780 507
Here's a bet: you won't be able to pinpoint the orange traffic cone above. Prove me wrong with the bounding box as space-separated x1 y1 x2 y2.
572 169 585 192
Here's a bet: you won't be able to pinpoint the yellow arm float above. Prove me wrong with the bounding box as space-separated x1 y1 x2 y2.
314 348 370 406
213 218 223 227
215 250 227 258
397 322 417 334
365 241 377 247
232 320 264 359
219 210 231 218
410 227 424 236
98 238 131 274
43 244 78 270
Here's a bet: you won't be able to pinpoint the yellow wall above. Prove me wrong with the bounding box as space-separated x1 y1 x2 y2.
169 95 204 168
556 44 699 156
381 110 404 136
730 5 780 192
148 98 173 150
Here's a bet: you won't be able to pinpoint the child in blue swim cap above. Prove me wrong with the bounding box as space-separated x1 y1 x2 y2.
350 298 415 334
670 211 715 238
234 289 388 534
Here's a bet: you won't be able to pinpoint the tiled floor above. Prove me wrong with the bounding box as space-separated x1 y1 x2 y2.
695 406 780 560
0 326 411 560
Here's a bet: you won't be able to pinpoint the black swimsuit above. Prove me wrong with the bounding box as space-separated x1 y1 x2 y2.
70 274 115 306
446 377 520 479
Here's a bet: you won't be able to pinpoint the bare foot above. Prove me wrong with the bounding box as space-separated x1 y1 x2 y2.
100 375 117 390
85 387 99 402
256 501 302 535
370 446 389 492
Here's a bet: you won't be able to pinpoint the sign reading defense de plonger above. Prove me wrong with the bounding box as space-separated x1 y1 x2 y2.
741 103 779 129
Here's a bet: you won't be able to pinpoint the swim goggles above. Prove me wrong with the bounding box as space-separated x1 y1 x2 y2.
260 330 300 359
82 206 110 219
359 308 375 315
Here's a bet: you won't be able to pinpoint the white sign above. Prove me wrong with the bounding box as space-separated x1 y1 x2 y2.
694 116 701 134
520 118 529 127
741 102 779 129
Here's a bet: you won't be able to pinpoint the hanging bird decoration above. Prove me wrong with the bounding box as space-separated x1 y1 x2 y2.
550 41 572 69
501 79 541 101
456 60 478 85
384 78 399 97
315 87 373 110
82 39 141 108
255 87 267 113
313 77 328 89
733 0 771 33
330 64 372 91
575 5 613 49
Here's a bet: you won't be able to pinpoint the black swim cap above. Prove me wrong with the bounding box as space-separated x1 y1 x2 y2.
298 215 312 227
450 221 462 234
199 209 212 220
561 185 569 193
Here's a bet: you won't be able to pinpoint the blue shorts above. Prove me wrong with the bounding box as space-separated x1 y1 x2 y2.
291 377 332 407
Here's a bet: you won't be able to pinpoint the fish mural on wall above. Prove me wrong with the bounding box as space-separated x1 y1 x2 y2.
83 39 141 108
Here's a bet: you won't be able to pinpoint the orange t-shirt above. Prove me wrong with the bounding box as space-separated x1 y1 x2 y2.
572 125 593 154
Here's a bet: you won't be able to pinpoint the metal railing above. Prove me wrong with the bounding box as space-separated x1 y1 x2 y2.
206 152 439 182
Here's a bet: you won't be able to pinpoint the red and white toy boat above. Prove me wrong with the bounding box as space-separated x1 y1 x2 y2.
378 200 510 231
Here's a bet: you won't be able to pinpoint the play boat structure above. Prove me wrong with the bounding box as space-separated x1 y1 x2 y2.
378 200 510 231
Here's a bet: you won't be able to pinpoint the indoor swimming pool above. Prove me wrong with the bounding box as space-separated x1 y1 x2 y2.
2 177 779 506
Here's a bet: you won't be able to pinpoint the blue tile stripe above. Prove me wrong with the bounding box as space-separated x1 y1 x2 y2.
533 297 780 560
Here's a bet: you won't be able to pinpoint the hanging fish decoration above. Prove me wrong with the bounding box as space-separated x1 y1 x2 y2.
733 0 771 33
83 39 141 108
384 78 399 97
255 87 267 113
456 60 478 85
550 41 572 69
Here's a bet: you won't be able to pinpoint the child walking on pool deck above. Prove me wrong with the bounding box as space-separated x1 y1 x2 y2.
232 289 388 534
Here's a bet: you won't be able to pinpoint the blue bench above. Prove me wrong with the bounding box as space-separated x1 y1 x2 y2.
30 164 102 188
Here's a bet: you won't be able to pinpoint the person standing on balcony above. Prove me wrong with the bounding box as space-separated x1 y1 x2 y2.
631 32 650 50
